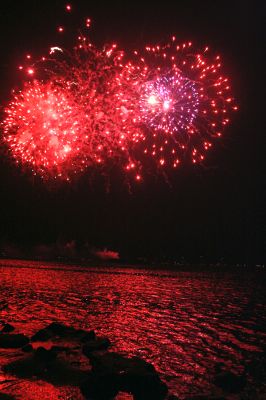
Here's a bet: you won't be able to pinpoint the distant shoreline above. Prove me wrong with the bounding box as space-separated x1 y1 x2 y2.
0 257 264 274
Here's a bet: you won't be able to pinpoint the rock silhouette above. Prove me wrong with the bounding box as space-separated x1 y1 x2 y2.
2 322 170 399
1 323 15 333
0 334 29 348
81 352 168 400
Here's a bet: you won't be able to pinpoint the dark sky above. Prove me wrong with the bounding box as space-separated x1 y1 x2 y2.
0 0 265 263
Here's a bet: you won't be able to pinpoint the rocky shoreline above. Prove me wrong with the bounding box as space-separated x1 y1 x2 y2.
0 322 247 400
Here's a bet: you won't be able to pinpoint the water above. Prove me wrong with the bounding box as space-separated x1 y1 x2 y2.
0 259 265 399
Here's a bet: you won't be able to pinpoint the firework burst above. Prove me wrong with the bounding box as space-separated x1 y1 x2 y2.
139 72 199 134
1 7 237 182
3 80 88 179
131 40 238 168
3 39 146 180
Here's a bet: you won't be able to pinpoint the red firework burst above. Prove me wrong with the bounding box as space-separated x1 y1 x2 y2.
3 80 88 180
3 40 146 180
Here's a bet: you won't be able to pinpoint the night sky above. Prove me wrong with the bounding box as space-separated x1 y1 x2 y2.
0 0 265 264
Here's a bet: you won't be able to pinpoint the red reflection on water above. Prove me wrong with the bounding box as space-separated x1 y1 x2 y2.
0 259 265 399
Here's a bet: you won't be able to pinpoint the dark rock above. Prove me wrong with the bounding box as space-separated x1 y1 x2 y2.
80 373 119 399
3 357 46 378
120 371 168 400
31 328 53 342
47 322 73 336
80 330 96 342
22 344 33 352
35 347 57 363
83 338 111 355
3 354 88 386
88 352 155 374
82 352 168 400
0 334 29 348
214 371 246 393
0 394 17 400
1 323 15 333
46 322 93 340
31 322 95 342
51 345 68 353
